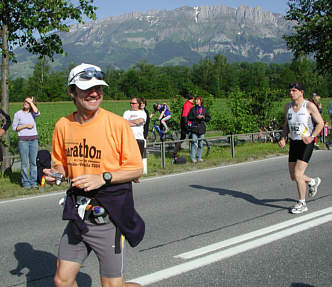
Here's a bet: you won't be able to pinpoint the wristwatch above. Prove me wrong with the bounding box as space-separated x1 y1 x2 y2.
102 172 112 186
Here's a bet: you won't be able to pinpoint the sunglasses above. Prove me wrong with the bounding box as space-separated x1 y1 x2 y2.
130 102 138 104
69 67 105 84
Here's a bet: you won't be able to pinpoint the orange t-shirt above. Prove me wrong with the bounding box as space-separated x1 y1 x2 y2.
52 108 143 179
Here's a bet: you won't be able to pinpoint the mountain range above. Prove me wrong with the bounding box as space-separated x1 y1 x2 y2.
11 4 294 78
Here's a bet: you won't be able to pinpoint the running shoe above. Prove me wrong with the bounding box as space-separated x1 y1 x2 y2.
308 177 321 198
290 201 308 214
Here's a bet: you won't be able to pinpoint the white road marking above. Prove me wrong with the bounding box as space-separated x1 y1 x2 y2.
130 211 332 286
0 191 65 205
175 206 332 259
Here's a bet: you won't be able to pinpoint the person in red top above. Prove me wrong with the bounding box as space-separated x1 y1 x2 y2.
173 93 194 157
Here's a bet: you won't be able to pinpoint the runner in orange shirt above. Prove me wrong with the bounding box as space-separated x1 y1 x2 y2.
44 63 144 287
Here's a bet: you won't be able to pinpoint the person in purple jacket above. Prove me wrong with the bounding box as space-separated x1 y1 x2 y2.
12 97 40 188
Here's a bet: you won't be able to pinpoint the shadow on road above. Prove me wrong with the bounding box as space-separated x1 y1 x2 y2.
290 283 315 287
190 184 296 210
10 242 92 286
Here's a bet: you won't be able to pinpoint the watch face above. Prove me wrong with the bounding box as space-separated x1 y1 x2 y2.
103 172 112 181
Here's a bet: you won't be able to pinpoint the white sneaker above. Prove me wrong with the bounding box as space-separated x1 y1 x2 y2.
290 201 308 214
308 177 321 197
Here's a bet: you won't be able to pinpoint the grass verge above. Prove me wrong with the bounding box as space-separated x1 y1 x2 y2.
143 141 289 178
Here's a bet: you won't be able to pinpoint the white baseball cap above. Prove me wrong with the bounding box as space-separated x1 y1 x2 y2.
67 63 109 90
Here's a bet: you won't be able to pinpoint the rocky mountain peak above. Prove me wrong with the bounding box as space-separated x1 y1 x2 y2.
11 4 293 78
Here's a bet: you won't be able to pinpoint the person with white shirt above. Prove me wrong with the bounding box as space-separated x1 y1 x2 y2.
279 82 324 214
123 97 147 158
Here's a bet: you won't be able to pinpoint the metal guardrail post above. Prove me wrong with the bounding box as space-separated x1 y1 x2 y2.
231 135 235 158
161 142 166 168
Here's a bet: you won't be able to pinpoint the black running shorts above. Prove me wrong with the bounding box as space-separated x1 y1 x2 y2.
288 139 314 163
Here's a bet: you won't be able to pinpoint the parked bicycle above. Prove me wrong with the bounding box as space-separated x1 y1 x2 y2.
147 119 179 144
258 119 284 143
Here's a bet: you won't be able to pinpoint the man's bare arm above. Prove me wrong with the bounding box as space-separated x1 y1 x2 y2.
71 168 143 192
127 118 145 127
307 102 324 139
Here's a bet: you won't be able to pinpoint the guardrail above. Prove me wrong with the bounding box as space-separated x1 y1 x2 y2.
146 130 285 168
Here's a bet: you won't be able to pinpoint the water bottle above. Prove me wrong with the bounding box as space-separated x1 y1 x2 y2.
92 206 109 224
40 176 46 192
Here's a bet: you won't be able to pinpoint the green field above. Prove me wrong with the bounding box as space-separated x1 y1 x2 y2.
8 97 331 149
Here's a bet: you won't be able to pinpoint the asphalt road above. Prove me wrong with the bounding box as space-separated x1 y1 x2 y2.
1 151 331 287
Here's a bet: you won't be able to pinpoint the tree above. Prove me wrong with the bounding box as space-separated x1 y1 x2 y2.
119 69 140 97
284 0 332 75
26 58 50 101
192 57 214 94
0 0 96 172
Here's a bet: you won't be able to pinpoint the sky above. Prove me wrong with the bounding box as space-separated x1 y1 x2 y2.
93 0 290 20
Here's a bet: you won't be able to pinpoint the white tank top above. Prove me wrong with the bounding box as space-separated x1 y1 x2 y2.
287 100 313 140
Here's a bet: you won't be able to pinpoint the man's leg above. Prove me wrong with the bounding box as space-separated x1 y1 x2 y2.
190 133 198 162
101 276 141 287
289 160 309 200
54 259 81 287
196 133 205 160
173 123 187 156
289 160 311 214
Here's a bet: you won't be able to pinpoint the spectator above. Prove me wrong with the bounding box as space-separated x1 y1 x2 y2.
329 100 332 126
139 97 150 140
123 97 147 158
150 102 171 133
173 93 194 157
326 101 332 150
0 109 11 163
12 97 40 189
188 96 210 163
312 93 322 113
320 121 329 143
43 63 144 287
309 93 322 149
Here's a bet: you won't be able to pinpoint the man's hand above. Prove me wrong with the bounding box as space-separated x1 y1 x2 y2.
303 136 314 145
71 174 105 192
278 137 286 148
0 128 5 136
43 168 65 185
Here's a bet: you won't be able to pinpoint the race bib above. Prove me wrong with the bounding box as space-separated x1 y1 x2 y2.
289 123 308 137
